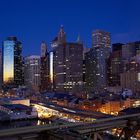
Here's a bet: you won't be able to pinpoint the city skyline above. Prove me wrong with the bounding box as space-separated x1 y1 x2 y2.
1 1 140 139
0 0 140 56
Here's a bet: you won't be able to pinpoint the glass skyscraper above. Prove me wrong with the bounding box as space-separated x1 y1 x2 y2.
2 37 23 88
3 40 14 83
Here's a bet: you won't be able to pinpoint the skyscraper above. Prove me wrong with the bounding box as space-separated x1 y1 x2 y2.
120 55 140 96
85 48 97 93
52 26 83 93
2 37 23 88
83 47 90 88
85 30 111 93
92 30 110 48
108 43 124 86
65 42 83 93
51 26 66 92
40 42 50 92
120 41 140 96
24 55 41 91
122 41 140 61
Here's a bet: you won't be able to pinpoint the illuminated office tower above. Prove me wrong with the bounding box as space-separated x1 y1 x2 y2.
51 26 66 92
93 30 111 92
2 37 23 88
40 42 50 92
24 55 41 91
52 26 83 93
92 30 110 48
85 30 111 93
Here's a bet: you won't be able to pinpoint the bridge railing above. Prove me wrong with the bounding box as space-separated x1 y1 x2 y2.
0 113 140 138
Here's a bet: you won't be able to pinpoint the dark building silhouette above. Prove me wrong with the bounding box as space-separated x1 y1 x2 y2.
85 48 97 93
122 41 140 61
112 43 123 52
40 42 50 92
83 47 90 89
108 43 124 86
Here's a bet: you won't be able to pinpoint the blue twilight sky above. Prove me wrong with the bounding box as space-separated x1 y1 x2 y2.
0 0 140 56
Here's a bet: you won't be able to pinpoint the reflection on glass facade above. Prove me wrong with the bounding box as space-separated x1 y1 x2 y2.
2 37 23 88
3 41 14 83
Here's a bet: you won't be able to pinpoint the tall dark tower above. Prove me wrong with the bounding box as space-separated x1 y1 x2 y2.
40 42 50 92
2 37 23 89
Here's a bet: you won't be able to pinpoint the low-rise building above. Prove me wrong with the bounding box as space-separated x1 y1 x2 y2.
0 104 37 120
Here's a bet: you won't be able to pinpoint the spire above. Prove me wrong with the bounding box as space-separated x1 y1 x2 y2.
77 34 81 44
60 25 64 31
58 25 66 43
41 41 47 57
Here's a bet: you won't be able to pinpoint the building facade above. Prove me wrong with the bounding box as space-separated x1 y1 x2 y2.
85 30 111 93
85 48 97 93
2 37 23 89
83 47 90 91
122 41 140 61
40 42 50 92
122 41 140 73
24 55 41 92
108 43 124 86
92 30 110 48
120 55 140 96
52 26 83 93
